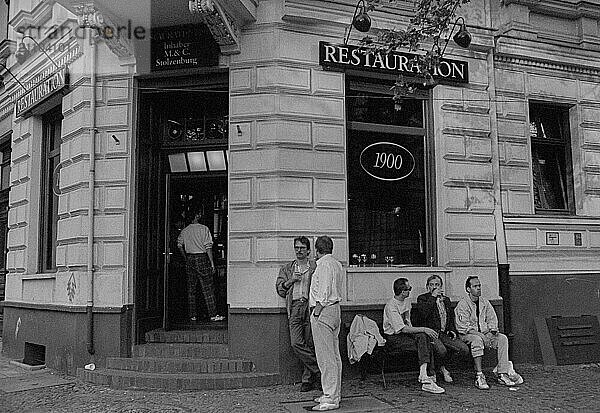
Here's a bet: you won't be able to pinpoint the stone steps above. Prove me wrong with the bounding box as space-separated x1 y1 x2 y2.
77 329 280 391
106 356 254 374
77 368 279 391
145 328 228 344
133 343 230 358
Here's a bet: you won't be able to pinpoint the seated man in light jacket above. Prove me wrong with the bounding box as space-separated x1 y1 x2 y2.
455 276 524 390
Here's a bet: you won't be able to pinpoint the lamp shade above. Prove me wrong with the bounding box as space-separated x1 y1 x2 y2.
353 11 371 33
15 42 30 64
453 23 471 48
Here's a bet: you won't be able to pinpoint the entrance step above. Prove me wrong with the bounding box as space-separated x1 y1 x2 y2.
77 368 280 391
79 329 278 391
133 343 230 358
145 329 228 344
106 357 254 374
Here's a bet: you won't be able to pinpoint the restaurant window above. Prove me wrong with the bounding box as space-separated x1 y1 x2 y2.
40 108 62 271
346 80 433 266
529 102 574 214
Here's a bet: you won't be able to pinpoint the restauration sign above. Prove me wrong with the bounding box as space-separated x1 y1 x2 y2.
319 41 469 84
15 66 69 118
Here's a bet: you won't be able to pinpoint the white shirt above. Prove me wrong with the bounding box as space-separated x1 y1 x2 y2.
309 254 343 307
177 223 213 253
383 297 411 335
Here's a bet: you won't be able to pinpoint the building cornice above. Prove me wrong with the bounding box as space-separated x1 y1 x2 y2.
495 52 600 77
8 0 55 32
504 0 600 19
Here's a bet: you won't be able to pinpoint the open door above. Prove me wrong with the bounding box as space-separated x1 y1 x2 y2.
164 173 228 327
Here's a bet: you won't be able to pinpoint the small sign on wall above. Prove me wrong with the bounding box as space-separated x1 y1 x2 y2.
546 232 559 245
574 232 582 246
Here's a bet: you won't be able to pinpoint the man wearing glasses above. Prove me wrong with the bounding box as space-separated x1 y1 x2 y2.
276 237 320 392
383 278 445 394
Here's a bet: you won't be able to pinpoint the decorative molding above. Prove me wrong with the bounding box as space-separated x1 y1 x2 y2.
189 0 240 55
73 2 133 60
8 0 54 33
495 53 600 77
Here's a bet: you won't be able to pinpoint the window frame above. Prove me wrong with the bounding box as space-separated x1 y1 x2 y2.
528 100 575 215
345 78 437 266
39 108 63 272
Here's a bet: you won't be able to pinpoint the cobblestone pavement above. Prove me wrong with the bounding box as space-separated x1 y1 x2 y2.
1 361 599 412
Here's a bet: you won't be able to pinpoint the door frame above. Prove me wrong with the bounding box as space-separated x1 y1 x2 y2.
133 69 229 342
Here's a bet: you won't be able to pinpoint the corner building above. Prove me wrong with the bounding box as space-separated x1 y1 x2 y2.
0 0 599 384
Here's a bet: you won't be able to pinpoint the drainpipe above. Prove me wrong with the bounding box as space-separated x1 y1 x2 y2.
487 41 512 336
86 32 98 356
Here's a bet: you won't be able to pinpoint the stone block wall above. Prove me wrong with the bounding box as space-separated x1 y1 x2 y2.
228 23 348 310
5 30 135 308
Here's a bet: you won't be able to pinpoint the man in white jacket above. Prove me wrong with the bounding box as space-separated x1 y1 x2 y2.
455 276 523 390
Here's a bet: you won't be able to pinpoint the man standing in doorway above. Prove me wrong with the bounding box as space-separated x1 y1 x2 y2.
455 276 523 389
177 207 225 322
310 236 343 411
415 275 470 383
276 237 320 392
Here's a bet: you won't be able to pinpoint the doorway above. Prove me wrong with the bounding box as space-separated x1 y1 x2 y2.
134 72 229 340
165 173 228 327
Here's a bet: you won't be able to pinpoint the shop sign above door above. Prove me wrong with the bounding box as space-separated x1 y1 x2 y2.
319 42 468 84
360 142 415 181
151 24 219 71
15 66 69 118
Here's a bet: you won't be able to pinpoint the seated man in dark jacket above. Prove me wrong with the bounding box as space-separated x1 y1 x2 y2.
415 275 470 383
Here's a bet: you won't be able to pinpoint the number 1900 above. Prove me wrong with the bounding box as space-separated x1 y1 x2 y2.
374 152 403 169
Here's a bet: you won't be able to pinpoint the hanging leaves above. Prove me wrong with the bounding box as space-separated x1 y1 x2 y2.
357 0 471 105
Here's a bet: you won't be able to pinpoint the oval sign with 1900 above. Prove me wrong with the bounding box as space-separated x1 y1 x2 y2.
359 142 416 181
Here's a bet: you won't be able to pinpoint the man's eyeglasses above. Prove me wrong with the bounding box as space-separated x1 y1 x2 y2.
294 246 308 251
403 286 412 292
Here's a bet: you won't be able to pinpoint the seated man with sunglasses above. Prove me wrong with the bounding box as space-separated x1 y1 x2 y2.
383 278 445 394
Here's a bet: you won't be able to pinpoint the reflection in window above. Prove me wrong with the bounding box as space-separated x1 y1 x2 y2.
529 102 574 213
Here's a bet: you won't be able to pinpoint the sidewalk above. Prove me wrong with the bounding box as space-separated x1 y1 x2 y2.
1 339 599 412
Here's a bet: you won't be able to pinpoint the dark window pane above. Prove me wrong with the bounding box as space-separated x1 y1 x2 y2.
347 130 426 265
347 91 423 127
529 102 572 213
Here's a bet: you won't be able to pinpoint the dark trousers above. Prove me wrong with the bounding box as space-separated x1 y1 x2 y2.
431 332 471 365
186 254 216 318
384 332 436 375
289 299 320 383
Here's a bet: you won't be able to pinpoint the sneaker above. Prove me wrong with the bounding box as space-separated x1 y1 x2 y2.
497 373 516 386
440 367 453 383
508 372 524 385
418 373 432 383
314 395 325 403
475 373 490 390
300 382 313 392
312 402 339 411
210 315 225 322
422 382 445 394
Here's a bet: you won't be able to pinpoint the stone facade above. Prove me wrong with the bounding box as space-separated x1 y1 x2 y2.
0 0 599 378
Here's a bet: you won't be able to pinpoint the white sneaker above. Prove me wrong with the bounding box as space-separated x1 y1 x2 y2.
475 373 490 390
497 373 516 386
210 315 225 322
314 396 325 403
508 372 523 385
312 402 339 411
440 367 453 383
418 373 432 383
422 381 445 394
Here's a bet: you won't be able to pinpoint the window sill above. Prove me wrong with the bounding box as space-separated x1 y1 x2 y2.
346 265 452 273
